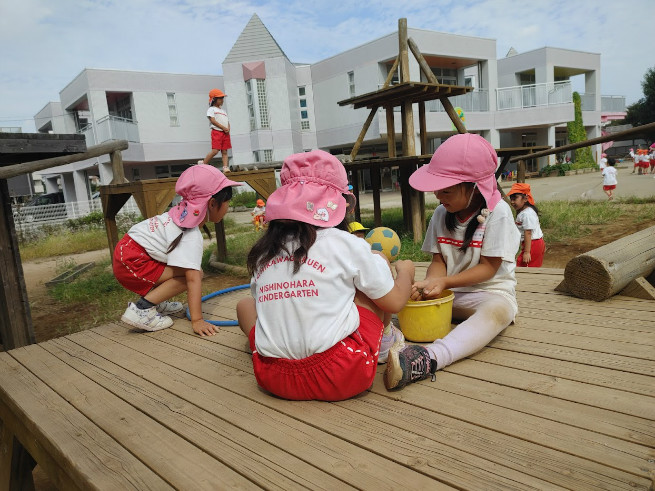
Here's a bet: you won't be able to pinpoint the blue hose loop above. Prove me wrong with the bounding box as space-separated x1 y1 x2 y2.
185 284 250 326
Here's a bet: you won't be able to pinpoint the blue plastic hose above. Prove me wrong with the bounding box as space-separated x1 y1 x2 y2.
185 284 250 326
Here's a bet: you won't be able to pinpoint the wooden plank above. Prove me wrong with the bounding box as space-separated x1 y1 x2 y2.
472 348 655 403
621 277 655 300
44 334 348 490
0 353 167 489
426 366 655 447
516 291 655 318
93 323 449 489
155 323 652 490
514 312 655 345
9 342 255 489
502 323 655 360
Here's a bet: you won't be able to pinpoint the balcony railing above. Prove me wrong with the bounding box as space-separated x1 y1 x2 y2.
601 95 626 113
579 93 596 111
496 81 572 111
78 115 140 146
426 89 489 112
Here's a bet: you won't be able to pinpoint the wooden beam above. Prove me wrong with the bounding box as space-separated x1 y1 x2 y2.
398 19 410 84
509 121 655 163
110 150 128 185
419 101 427 155
386 107 396 158
0 140 129 180
620 277 655 300
440 97 467 134
383 56 399 89
350 107 379 161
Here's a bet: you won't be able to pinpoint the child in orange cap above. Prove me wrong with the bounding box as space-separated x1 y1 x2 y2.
251 198 266 231
200 89 231 172
508 183 544 267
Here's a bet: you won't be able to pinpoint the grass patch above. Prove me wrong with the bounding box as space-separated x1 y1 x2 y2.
19 228 110 261
538 200 622 242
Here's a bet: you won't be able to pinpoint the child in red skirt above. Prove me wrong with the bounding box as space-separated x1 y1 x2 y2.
113 164 242 334
236 150 415 401
602 157 618 200
200 89 231 172
508 183 545 267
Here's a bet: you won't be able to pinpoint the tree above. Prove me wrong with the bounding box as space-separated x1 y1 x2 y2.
567 92 594 165
624 66 655 128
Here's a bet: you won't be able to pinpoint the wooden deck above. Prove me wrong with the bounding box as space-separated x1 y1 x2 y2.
1 266 654 489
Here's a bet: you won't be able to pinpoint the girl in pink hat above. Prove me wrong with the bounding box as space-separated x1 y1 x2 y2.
236 150 415 401
384 134 520 391
113 164 242 334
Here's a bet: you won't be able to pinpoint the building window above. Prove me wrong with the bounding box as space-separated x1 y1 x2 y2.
132 167 141 181
300 99 307 108
167 92 179 126
252 151 260 163
429 67 457 85
301 121 310 130
301 110 308 119
263 149 273 162
246 79 269 130
299 87 306 97
253 150 273 162
256 79 269 128
299 86 310 131
348 71 355 96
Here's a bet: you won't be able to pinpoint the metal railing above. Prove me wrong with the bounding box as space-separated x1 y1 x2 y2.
601 95 626 113
12 197 140 232
496 81 572 110
426 89 489 112
579 93 596 111
78 115 140 146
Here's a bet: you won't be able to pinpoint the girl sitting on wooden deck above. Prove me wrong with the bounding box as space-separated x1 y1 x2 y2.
384 134 520 391
237 150 415 401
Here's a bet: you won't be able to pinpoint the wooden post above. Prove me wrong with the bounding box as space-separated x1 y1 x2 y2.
383 56 399 88
517 159 526 183
214 221 227 262
386 107 396 158
398 19 410 85
419 101 427 155
371 165 382 227
110 150 129 185
0 179 35 351
351 170 361 222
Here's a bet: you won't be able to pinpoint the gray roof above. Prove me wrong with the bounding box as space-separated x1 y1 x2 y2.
223 14 288 64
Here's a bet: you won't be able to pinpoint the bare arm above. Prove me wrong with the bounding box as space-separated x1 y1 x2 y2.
522 230 533 265
186 268 217 336
371 259 415 313
208 116 229 133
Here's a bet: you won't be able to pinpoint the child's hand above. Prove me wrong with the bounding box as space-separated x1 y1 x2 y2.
192 319 218 337
394 260 415 280
411 277 447 300
522 252 532 265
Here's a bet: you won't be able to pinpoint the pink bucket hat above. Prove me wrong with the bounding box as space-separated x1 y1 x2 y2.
265 150 352 227
409 133 502 211
169 164 242 228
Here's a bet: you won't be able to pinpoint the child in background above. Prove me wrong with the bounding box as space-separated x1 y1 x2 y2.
384 134 520 391
236 150 415 401
114 164 242 335
347 221 370 238
599 153 607 170
630 148 637 173
602 157 618 200
200 89 231 172
251 199 266 231
508 183 545 267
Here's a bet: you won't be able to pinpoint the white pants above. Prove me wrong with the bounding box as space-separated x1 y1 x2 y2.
426 291 515 370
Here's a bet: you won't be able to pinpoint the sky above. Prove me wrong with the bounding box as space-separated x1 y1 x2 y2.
1 0 653 132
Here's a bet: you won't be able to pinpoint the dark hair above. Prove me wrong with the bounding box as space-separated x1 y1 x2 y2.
608 157 616 166
166 186 233 254
509 193 540 216
443 182 486 252
209 96 223 107
247 206 349 276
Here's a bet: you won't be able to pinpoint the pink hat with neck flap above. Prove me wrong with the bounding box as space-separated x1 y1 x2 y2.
264 150 353 227
169 164 242 229
409 133 501 211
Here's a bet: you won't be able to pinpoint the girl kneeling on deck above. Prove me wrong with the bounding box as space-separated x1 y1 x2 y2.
237 150 414 401
384 134 520 391
113 164 242 335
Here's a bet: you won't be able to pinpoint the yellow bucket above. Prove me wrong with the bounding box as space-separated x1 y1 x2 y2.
398 290 455 342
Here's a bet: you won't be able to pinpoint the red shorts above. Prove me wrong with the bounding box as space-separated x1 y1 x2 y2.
603 185 616 191
211 129 232 151
248 306 383 401
517 237 545 267
113 234 166 296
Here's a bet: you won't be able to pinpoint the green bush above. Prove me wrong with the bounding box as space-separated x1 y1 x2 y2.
65 211 104 230
230 191 257 208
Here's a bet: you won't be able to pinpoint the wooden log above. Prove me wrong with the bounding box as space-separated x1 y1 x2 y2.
562 226 655 301
0 140 128 180
349 106 378 161
620 277 655 300
385 107 396 158
383 56 399 88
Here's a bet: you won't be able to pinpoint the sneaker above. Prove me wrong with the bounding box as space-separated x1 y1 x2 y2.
384 344 437 390
121 302 173 332
156 300 184 315
378 323 405 364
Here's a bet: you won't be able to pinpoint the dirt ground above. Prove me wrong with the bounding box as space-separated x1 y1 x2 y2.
21 212 655 346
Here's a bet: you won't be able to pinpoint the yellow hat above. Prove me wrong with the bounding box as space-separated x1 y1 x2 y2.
348 222 370 234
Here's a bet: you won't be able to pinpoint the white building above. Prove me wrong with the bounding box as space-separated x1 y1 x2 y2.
32 14 624 201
